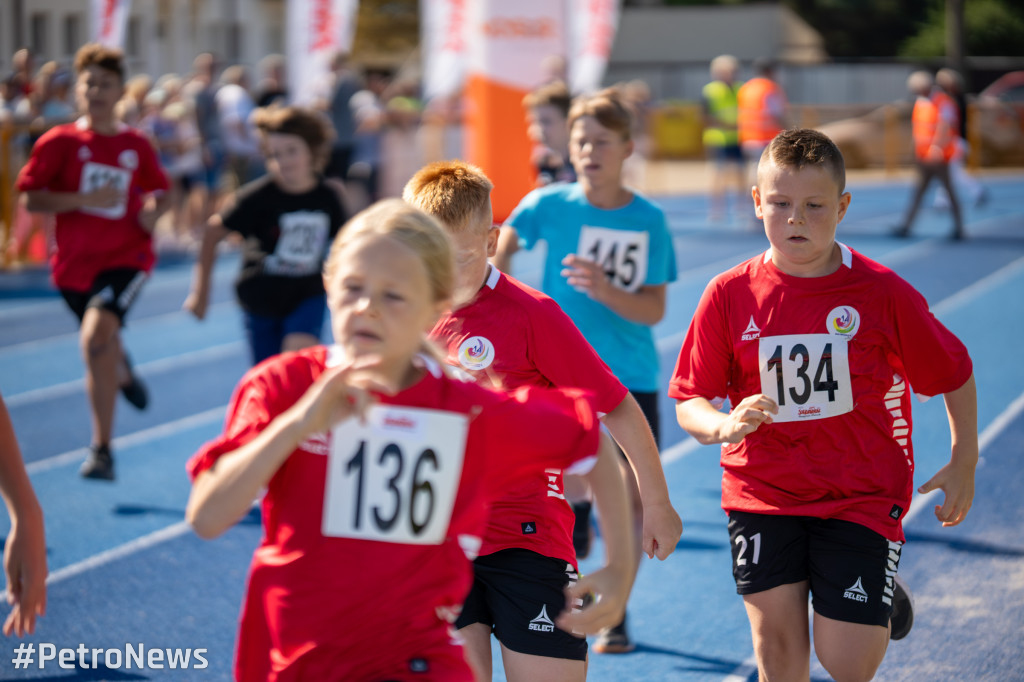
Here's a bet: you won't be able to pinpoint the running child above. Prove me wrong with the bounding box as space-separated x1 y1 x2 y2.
185 200 634 681
17 43 170 481
184 105 348 365
671 128 977 681
404 160 681 679
494 87 678 652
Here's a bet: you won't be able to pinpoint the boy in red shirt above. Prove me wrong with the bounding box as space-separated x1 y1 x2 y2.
404 161 681 677
17 44 170 480
671 128 977 681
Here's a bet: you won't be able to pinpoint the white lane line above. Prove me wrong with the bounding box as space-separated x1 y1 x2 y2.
930 253 1024 317
46 521 192 585
660 436 704 465
25 405 226 474
902 387 1024 526
5 342 244 408
0 300 236 355
722 657 759 682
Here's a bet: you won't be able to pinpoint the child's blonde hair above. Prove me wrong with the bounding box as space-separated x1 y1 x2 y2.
324 199 454 305
567 87 633 142
402 161 494 234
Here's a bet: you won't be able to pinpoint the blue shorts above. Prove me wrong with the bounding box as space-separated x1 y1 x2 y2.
243 293 326 365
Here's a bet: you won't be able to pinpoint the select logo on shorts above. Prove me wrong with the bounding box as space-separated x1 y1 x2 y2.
844 576 870 603
827 306 860 338
528 605 556 632
457 336 495 371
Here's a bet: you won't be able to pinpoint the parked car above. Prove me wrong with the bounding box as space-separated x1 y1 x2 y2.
816 72 1024 168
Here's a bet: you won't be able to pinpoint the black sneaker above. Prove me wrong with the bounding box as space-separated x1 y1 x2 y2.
592 613 635 654
571 501 593 559
80 444 115 481
890 575 915 641
120 353 148 410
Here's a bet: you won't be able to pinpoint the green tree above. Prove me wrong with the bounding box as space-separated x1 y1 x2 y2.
900 0 1024 57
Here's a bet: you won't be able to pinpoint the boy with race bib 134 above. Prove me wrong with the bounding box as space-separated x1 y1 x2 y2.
671 128 977 682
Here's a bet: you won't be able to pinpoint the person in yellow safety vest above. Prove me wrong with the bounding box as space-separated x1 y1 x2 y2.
737 58 788 191
893 70 965 240
702 55 745 223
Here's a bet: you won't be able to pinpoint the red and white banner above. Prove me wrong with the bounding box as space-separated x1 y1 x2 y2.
287 0 359 105
91 0 131 49
569 0 620 94
421 0 469 100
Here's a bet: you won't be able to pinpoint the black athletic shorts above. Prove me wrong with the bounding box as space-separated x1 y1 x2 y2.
455 548 587 660
630 390 660 448
60 268 148 325
727 511 902 627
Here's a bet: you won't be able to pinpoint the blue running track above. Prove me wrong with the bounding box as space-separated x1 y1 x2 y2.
1 173 1022 681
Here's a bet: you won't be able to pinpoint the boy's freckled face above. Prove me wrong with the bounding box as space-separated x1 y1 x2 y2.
753 161 851 277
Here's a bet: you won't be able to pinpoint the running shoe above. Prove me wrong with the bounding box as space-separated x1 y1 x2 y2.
80 444 115 481
120 352 149 410
592 613 635 654
572 501 593 559
890 574 915 641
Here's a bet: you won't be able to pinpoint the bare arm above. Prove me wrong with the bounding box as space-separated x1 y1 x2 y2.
917 373 978 527
186 359 385 539
560 255 667 325
675 394 778 446
183 215 230 320
556 432 636 635
492 226 520 273
603 394 681 559
0 395 46 637
24 186 121 214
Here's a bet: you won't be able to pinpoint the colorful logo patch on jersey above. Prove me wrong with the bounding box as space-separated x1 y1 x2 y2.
118 149 138 170
826 306 860 338
78 146 92 161
457 336 495 371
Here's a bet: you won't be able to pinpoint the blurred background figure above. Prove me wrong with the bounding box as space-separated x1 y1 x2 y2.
317 51 361 185
933 67 987 209
254 54 288 108
187 53 226 225
894 70 964 240
702 55 744 223
523 79 576 187
737 57 788 193
216 65 262 189
345 70 389 212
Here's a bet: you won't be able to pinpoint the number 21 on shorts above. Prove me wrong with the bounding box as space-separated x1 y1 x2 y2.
323 406 468 544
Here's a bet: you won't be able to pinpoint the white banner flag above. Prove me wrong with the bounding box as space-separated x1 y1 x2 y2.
91 0 131 49
569 0 620 94
287 0 360 105
421 0 469 100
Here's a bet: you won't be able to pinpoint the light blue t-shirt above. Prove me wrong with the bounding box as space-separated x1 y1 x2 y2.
507 183 677 392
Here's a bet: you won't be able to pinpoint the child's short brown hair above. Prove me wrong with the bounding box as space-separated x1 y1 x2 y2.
74 43 125 82
567 87 633 141
253 105 335 172
523 80 572 119
760 128 847 195
402 161 494 234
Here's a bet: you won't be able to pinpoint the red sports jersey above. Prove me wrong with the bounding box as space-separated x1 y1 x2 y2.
187 346 599 681
668 244 972 542
16 119 169 292
430 267 627 564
